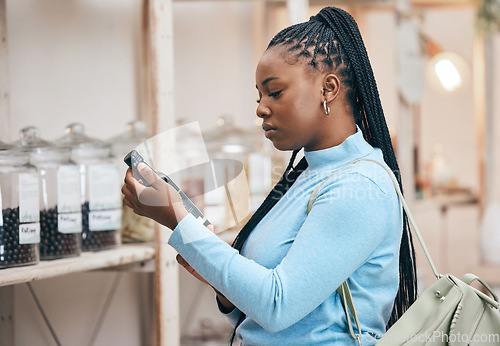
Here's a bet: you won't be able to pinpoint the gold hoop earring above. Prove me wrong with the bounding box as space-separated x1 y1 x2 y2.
323 100 330 115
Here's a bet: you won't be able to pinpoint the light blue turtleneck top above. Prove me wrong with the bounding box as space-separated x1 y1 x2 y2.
168 128 403 345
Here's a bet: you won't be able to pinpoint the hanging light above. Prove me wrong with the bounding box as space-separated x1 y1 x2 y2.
421 34 468 93
429 52 467 92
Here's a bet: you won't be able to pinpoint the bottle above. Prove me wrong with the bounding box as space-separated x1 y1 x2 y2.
108 120 155 243
0 149 40 268
56 123 121 251
14 126 83 260
203 115 264 233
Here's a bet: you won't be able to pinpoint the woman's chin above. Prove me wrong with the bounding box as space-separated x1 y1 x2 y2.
270 141 300 152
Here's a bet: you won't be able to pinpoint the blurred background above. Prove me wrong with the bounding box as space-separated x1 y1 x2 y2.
0 0 499 345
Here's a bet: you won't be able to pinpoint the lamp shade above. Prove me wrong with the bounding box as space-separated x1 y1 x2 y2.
426 52 469 93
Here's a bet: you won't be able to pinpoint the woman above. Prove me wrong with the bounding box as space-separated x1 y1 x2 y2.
122 6 417 345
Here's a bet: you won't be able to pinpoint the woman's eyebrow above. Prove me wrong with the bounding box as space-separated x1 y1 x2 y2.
256 76 279 89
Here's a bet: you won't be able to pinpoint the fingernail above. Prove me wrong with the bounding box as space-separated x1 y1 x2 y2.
138 162 146 170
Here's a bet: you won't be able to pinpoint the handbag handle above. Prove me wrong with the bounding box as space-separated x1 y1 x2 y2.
306 158 442 344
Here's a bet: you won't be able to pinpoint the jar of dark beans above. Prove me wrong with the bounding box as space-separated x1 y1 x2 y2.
30 147 82 260
0 149 40 268
57 123 121 251
15 127 83 260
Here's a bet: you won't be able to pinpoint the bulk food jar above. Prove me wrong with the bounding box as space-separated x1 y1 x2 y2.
203 115 263 232
15 127 82 260
109 120 154 243
0 149 40 268
57 123 121 251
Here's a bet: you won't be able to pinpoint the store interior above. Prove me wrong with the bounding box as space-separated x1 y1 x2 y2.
0 0 499 345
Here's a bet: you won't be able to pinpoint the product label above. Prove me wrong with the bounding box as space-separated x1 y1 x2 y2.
88 164 121 211
0 186 3 227
19 173 40 223
57 165 81 213
19 222 40 244
58 212 82 234
89 209 122 231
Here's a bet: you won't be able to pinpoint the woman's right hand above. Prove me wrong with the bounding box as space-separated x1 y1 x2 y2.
176 254 210 286
176 250 236 313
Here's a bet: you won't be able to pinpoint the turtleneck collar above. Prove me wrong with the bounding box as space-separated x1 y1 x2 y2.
303 126 374 170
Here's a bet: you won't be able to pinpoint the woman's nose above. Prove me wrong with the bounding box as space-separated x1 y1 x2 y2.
256 101 271 118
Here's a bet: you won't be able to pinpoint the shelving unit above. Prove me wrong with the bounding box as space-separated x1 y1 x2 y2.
0 244 155 287
0 0 179 344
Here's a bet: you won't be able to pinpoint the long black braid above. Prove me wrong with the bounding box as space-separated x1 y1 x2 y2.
229 6 417 344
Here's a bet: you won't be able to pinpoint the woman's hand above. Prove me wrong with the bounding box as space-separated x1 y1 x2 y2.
122 163 188 230
176 252 236 313
175 224 236 313
175 223 215 286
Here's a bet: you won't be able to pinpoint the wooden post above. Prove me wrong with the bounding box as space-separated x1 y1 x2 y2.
0 286 14 345
148 0 180 345
0 0 11 142
474 32 486 215
0 2 13 339
140 0 153 134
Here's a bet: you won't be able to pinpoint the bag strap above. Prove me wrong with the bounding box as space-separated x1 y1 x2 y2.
307 158 441 278
337 281 363 346
306 158 442 344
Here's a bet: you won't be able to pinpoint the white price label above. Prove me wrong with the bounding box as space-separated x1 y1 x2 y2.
19 173 40 223
19 222 40 244
57 165 81 213
58 212 82 234
89 209 122 231
88 164 121 211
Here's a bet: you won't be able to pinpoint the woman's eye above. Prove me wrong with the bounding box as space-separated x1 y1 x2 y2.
269 90 282 98
256 98 261 104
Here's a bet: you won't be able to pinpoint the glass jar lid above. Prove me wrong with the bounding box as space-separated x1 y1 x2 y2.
108 120 150 157
204 115 255 154
30 146 72 164
56 123 111 158
13 126 53 149
109 120 149 144
0 148 30 168
56 123 99 147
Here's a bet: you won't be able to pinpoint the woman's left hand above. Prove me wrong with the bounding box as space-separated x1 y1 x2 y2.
121 163 188 230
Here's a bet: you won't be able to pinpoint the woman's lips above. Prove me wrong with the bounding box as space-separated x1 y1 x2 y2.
262 124 277 139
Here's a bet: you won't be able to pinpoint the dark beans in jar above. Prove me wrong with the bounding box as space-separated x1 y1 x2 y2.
0 207 39 268
81 202 119 251
40 206 81 260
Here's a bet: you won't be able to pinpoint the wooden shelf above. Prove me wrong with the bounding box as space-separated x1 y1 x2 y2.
0 244 155 287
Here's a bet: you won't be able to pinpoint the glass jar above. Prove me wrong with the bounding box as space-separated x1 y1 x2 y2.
0 149 40 268
57 123 121 251
15 126 82 260
31 147 82 259
203 115 262 232
108 120 155 243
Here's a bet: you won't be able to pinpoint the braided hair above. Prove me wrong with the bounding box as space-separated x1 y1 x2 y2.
229 6 417 344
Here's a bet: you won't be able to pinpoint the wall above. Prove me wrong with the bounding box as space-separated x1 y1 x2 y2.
5 0 141 142
173 1 260 133
420 8 478 193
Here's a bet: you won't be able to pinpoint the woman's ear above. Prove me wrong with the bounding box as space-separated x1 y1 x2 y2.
322 74 341 103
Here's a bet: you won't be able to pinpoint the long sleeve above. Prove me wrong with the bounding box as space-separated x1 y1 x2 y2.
168 129 402 345
168 172 399 334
